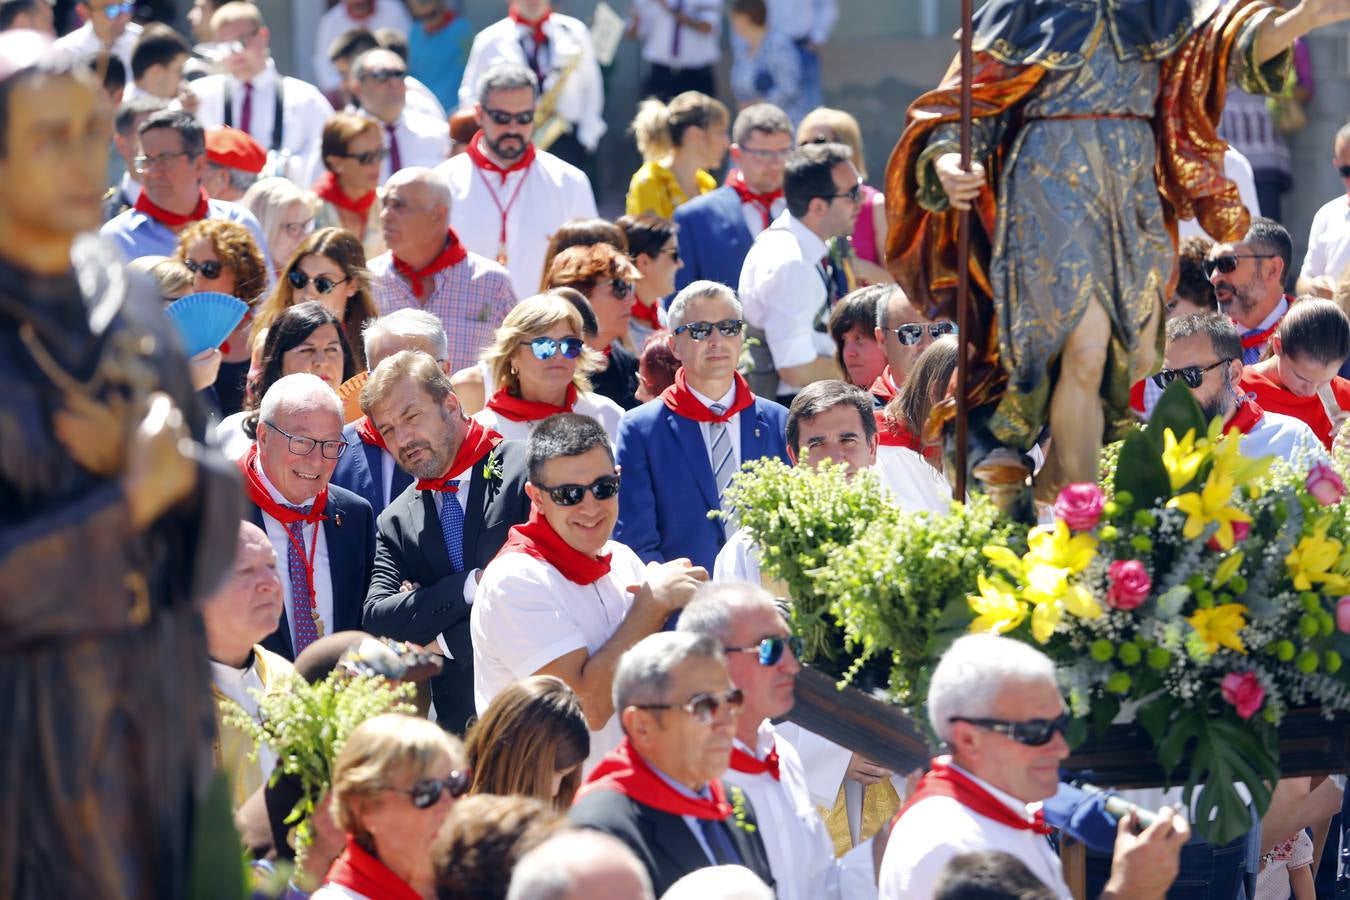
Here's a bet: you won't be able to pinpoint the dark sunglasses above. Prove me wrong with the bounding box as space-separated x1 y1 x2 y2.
1202 253 1278 277
608 279 633 300
526 336 585 360
830 180 863 204
484 107 535 126
893 321 957 345
636 687 745 726
726 635 803 666
673 318 745 341
664 247 681 263
1337 164 1350 178
402 770 473 808
184 258 223 280
535 474 620 506
337 147 389 166
360 68 407 83
949 713 1070 747
1151 358 1232 390
287 269 350 295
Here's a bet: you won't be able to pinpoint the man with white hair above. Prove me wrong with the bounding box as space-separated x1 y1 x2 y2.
238 373 375 661
879 633 1191 899
331 309 451 524
570 632 776 896
369 166 517 373
506 830 655 900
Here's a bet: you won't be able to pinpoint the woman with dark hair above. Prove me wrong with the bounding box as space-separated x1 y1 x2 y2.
828 286 888 391
544 244 644 409
537 218 628 292
1240 297 1350 448
214 301 357 459
616 213 681 345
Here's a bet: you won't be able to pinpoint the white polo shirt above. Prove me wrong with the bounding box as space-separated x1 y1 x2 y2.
472 390 624 445
1301 192 1350 288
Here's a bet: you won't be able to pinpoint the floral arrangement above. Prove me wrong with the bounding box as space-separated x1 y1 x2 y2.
725 383 1350 844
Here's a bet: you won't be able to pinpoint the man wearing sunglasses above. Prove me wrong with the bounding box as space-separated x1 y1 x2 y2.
350 47 450 186
615 280 789 572
881 634 1191 899
473 414 707 769
51 0 140 73
1297 123 1350 300
872 284 954 404
1206 218 1294 365
240 373 375 662
680 582 884 900
571 632 775 895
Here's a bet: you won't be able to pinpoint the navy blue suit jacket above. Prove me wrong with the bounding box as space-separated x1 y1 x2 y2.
330 420 413 534
245 482 375 661
615 396 789 571
672 186 754 293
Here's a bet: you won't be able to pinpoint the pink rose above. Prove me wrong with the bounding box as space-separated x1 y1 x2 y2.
1338 597 1350 634
1107 559 1152 610
1221 671 1265 720
1307 462 1347 507
1055 483 1106 531
1208 519 1250 552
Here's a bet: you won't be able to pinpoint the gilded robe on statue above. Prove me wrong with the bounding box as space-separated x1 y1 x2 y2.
886 0 1293 453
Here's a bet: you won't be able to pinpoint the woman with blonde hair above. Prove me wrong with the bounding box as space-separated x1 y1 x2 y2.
241 176 319 278
464 676 590 810
472 293 624 442
313 113 388 259
626 92 730 219
311 713 470 900
544 244 644 409
797 107 890 274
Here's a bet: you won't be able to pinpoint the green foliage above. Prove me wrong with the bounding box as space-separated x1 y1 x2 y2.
187 772 249 900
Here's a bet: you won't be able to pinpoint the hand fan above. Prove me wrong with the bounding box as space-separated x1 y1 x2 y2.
164 292 248 357
337 371 369 424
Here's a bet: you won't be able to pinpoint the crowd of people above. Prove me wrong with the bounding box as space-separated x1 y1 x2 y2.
10 0 1350 897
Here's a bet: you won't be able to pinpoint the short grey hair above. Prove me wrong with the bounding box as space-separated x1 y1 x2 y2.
677 582 779 647
663 866 773 900
667 280 742 331
731 102 793 146
208 162 258 194
385 166 452 216
477 61 539 105
362 308 449 366
873 284 910 330
613 632 725 712
258 372 342 424
506 831 654 900
927 634 1057 744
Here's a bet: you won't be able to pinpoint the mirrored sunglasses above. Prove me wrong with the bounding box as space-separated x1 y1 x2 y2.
1151 358 1231 390
949 713 1070 747
184 258 223 280
287 269 350 295
727 635 804 666
534 474 620 506
673 318 745 341
894 321 957 345
527 336 585 360
99 1 135 18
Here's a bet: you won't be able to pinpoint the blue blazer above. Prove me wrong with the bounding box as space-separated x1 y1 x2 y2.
672 186 755 294
615 396 789 571
246 482 375 661
331 420 413 533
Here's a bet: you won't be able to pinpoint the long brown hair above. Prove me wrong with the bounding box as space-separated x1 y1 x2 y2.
464 676 589 810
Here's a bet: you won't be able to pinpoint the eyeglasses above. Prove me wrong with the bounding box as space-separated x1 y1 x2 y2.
725 635 803 666
133 150 193 173
1203 253 1278 277
97 1 135 18
534 474 620 506
738 146 792 163
224 28 260 54
635 688 745 726
484 107 535 126
280 220 313 238
892 321 958 345
394 770 473 809
949 713 1070 747
524 336 585 360
360 68 407 83
184 258 223 280
1151 358 1232 390
287 269 350 295
662 247 681 263
829 180 863 204
337 147 389 166
264 421 348 459
1337 164 1350 178
607 279 633 300
673 318 745 341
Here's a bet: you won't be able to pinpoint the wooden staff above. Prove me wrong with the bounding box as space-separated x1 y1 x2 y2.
953 0 974 501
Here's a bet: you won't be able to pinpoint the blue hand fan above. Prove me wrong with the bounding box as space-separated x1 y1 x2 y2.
164 292 248 357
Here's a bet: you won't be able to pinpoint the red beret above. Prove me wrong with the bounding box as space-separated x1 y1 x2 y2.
205 126 266 174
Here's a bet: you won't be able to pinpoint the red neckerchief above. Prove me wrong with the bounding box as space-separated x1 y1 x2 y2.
893 758 1052 836
869 366 898 403
661 369 754 423
466 130 537 184
324 836 421 900
726 170 782 230
1235 298 1291 350
238 443 328 603
392 228 469 300
422 7 457 33
414 418 503 491
498 506 612 586
344 0 378 23
134 186 209 228
487 383 578 422
313 171 375 219
632 299 662 330
577 738 732 819
1224 398 1265 436
875 411 920 449
729 745 780 781
509 4 550 46
354 415 386 450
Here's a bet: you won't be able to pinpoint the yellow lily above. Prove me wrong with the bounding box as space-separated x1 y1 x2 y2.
1209 424 1274 491
1185 602 1249 655
1025 520 1097 575
982 544 1024 578
1167 471 1252 550
968 573 1026 635
1213 551 1245 589
1286 528 1350 594
1162 427 1208 492
1030 600 1060 644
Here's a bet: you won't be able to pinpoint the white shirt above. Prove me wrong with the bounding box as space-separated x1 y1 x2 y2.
1177 148 1260 242
765 0 836 44
214 411 255 462
874 446 954 516
457 14 607 151
690 381 743 471
632 0 722 69
438 148 598 298
311 0 413 93
406 76 448 121
361 108 451 185
473 390 624 445
1301 192 1350 287
1242 409 1327 467
741 194 787 240
210 653 280 780
713 526 761 583
879 757 1071 900
738 210 836 396
471 541 651 773
724 723 877 900
190 60 335 187
253 457 336 651
51 20 142 72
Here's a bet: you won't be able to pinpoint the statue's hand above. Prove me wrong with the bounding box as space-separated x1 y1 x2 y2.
54 391 129 477
934 152 987 211
123 392 199 529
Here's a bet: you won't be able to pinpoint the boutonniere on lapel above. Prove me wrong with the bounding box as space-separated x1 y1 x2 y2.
481 448 504 503
728 785 756 834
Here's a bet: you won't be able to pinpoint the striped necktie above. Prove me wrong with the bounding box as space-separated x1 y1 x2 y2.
709 403 735 500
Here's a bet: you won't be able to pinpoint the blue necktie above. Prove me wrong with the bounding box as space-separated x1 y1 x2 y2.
438 487 465 573
699 817 743 866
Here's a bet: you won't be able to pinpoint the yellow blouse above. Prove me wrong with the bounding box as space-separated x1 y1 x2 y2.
625 160 717 219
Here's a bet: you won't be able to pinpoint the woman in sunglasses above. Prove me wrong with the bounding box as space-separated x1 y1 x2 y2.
313 113 387 259
545 243 644 409
312 713 470 900
252 227 379 370
241 176 320 279
474 293 623 443
617 213 682 347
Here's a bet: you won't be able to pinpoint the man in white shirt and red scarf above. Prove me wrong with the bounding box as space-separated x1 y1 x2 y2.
1207 217 1296 365
569 631 776 896
437 63 597 299
471 413 706 766
880 633 1191 899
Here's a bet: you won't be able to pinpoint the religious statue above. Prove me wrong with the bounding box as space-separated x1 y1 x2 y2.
886 0 1350 501
0 36 240 897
